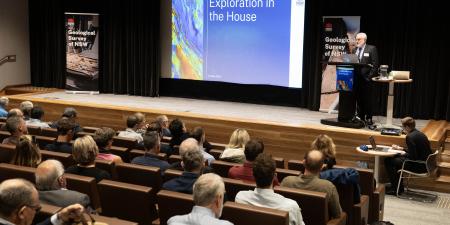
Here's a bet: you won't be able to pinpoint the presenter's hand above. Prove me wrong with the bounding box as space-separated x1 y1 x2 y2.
391 144 403 150
57 204 85 223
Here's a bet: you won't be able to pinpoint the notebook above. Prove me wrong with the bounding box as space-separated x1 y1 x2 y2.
368 136 391 152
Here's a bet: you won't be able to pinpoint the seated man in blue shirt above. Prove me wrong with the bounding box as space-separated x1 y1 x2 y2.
162 141 205 194
131 131 171 174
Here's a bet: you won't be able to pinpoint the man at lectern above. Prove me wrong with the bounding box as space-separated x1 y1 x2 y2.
352 32 379 125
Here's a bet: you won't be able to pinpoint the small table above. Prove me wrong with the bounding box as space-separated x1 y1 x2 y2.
372 77 413 129
356 145 406 185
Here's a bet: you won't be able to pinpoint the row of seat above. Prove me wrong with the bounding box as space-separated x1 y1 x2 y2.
0 163 346 225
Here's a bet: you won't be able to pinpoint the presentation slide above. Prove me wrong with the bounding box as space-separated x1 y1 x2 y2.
172 0 306 88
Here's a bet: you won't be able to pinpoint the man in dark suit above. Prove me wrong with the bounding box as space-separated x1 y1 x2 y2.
0 178 85 225
352 32 379 125
384 117 433 194
35 160 91 209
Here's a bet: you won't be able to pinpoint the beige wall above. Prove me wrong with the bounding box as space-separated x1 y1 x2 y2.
0 0 30 90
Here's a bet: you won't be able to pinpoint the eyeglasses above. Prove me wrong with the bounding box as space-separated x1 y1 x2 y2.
25 204 42 214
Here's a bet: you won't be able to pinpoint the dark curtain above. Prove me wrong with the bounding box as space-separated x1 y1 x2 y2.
29 0 65 88
101 0 160 96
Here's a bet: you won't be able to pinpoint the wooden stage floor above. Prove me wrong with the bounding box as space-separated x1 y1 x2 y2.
7 89 450 192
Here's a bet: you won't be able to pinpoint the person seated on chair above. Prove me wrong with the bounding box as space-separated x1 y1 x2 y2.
118 114 144 143
169 138 214 173
190 127 215 166
3 116 28 145
228 139 280 186
26 106 50 128
282 150 342 219
0 178 86 225
7 108 23 118
20 101 33 121
167 173 232 225
235 153 304 225
11 135 42 168
311 134 337 170
156 115 171 137
45 118 75 154
93 127 123 163
146 121 174 155
163 146 204 194
0 97 9 118
131 131 171 174
168 118 190 148
134 112 148 135
219 128 250 163
35 159 91 209
50 107 82 138
384 117 432 195
66 135 111 182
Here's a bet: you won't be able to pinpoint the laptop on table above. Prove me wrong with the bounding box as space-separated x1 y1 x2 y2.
368 136 391 152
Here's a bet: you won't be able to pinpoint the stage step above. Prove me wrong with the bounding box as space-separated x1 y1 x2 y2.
440 151 450 162
436 175 450 184
438 162 450 176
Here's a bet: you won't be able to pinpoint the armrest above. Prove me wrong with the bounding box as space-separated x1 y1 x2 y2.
327 212 347 225
353 195 369 225
373 184 385 221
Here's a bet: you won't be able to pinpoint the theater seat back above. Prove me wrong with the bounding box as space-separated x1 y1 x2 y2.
222 201 289 225
157 190 194 225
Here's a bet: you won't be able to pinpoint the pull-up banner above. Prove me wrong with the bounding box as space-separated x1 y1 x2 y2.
319 16 360 113
65 12 99 94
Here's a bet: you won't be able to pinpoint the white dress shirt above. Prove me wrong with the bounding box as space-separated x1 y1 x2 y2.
26 118 51 128
118 128 143 143
220 147 245 159
168 206 233 225
235 188 305 225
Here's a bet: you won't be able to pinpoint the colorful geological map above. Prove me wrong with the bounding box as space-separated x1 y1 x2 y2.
172 0 203 80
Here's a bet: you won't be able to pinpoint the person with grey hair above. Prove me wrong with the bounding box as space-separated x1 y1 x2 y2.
50 107 82 137
0 97 9 117
163 145 205 194
168 173 232 225
169 138 214 173
118 114 144 143
2 116 28 145
156 115 171 137
35 160 91 208
19 101 33 120
131 131 170 173
352 32 379 126
0 178 86 225
7 108 23 118
26 106 50 128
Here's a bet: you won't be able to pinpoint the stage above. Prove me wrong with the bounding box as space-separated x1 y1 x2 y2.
7 88 449 192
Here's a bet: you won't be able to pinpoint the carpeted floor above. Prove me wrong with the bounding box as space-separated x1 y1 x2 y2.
383 190 450 225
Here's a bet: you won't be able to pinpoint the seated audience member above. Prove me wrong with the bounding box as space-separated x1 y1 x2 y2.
20 100 34 120
163 147 205 194
191 127 215 166
26 106 51 128
311 134 337 170
236 153 304 225
45 118 75 154
282 150 342 219
131 131 171 173
118 114 144 143
0 96 9 117
35 159 91 208
220 128 250 163
134 112 148 135
384 117 433 195
11 135 41 168
168 173 232 225
50 107 82 137
66 135 111 182
228 140 279 185
3 116 28 145
146 121 174 155
0 178 86 225
156 115 171 137
169 138 213 173
7 108 23 118
0 109 22 131
168 118 190 147
93 127 123 163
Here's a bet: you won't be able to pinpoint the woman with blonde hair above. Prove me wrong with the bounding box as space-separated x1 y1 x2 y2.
66 135 111 182
220 128 250 163
11 135 41 167
311 134 337 170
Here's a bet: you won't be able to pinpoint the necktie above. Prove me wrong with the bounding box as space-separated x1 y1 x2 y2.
358 48 363 62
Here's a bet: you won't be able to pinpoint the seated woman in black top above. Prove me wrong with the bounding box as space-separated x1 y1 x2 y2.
66 135 111 182
311 134 337 170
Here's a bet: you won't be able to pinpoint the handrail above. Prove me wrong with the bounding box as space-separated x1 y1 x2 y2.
0 55 16 66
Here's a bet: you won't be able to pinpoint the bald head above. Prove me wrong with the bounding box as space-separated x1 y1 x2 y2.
0 179 37 219
35 160 65 191
304 150 324 174
179 138 199 156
